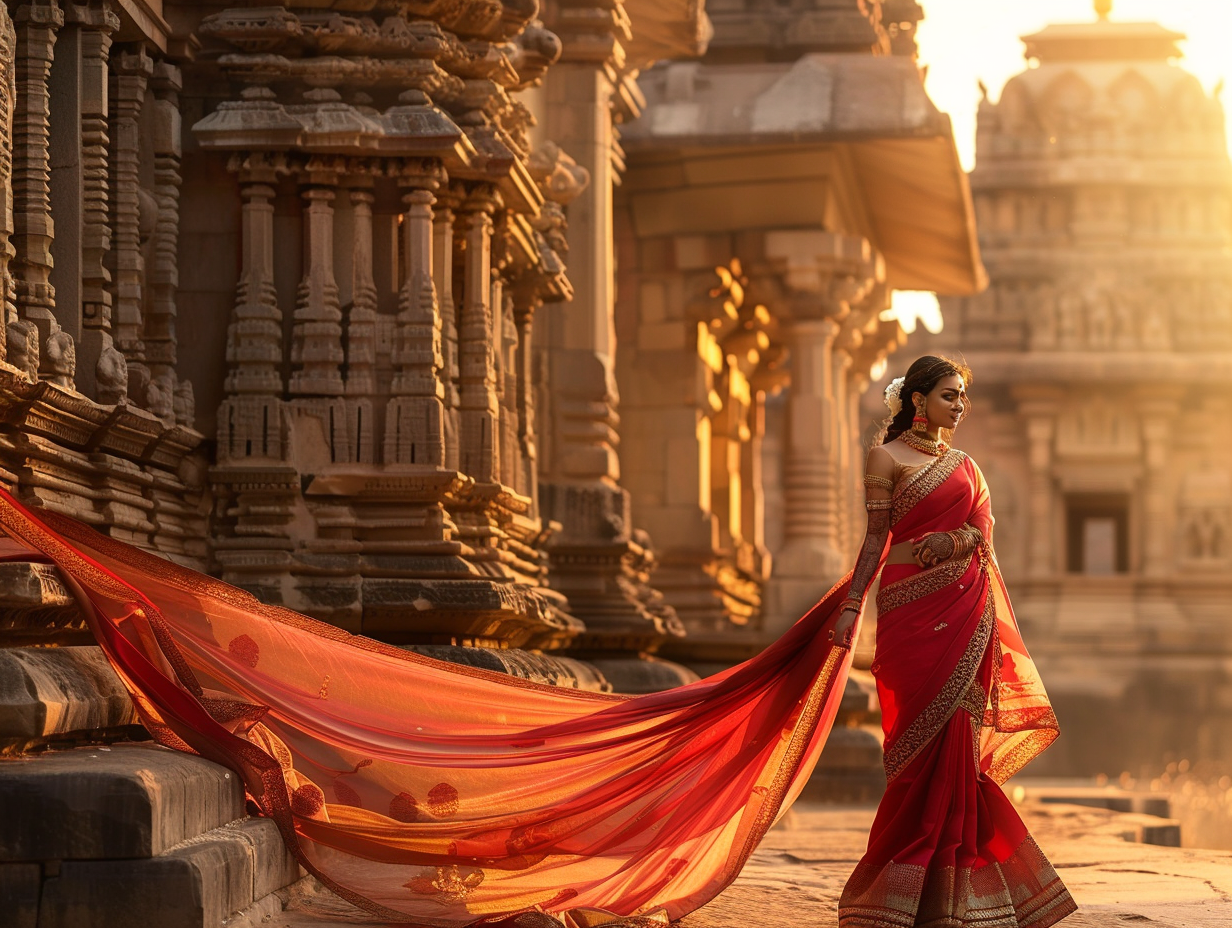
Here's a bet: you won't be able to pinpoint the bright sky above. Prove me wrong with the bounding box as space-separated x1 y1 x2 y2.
916 0 1232 171
887 0 1232 333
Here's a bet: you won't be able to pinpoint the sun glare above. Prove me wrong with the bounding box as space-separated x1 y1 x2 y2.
917 0 1232 170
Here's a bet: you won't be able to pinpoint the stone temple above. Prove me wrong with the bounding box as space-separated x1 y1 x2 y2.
0 1 984 924
904 5 1232 777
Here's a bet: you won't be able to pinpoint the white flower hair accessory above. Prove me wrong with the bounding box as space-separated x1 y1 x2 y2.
884 377 905 416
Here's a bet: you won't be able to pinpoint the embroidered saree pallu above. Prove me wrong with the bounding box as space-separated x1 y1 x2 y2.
838 450 1076 928
0 487 861 927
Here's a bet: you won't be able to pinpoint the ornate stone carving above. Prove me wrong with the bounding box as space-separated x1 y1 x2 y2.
11 0 66 384
107 47 151 381
385 161 447 467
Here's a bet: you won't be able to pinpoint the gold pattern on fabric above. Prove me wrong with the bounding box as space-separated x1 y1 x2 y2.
875 554 972 616
891 450 967 527
837 835 1076 928
959 678 987 719
405 865 486 902
882 591 995 783
977 579 1062 785
865 499 893 512
864 474 894 492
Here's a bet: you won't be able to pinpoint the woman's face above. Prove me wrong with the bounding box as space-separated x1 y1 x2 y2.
916 373 967 431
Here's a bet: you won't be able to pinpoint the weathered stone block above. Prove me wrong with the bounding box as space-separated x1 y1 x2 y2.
228 817 303 902
0 561 86 645
40 835 247 928
0 646 136 746
0 862 40 928
0 743 244 860
36 817 300 928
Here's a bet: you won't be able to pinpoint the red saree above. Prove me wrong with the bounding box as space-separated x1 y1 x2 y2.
838 450 1075 928
0 486 859 927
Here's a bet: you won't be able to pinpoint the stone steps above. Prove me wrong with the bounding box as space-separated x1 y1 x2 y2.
0 742 303 928
0 646 139 753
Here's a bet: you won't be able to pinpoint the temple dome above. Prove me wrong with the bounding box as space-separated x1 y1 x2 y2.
980 10 1225 159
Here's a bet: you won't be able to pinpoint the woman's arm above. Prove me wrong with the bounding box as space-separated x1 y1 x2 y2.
832 446 894 647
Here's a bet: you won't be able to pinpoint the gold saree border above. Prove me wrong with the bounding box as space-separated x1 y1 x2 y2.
838 835 1077 928
875 552 973 616
882 591 995 783
891 450 967 529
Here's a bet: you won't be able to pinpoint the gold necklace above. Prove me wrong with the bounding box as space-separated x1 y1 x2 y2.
898 430 947 457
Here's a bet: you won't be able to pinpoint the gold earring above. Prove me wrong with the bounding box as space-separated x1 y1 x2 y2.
913 398 929 433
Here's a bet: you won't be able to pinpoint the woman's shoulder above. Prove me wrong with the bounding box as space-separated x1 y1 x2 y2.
865 443 897 478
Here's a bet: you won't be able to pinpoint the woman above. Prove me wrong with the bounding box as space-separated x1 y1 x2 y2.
834 355 1075 928
0 355 1070 928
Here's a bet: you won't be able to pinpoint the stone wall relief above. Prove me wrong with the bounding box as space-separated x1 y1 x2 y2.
1055 394 1141 458
1178 470 1232 567
1034 277 1180 351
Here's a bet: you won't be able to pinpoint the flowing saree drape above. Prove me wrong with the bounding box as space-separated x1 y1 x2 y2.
0 486 860 926
838 450 1075 928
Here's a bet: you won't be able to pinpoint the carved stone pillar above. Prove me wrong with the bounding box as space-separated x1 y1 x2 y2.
11 0 67 385
289 166 344 399
511 291 541 506
73 0 120 402
831 335 856 562
784 316 843 552
144 61 182 422
107 46 150 395
741 385 768 567
1140 397 1180 579
344 184 377 463
1017 397 1057 580
217 156 286 462
537 10 628 489
432 185 461 471
763 230 881 635
456 188 500 482
385 164 446 467
495 276 520 489
0 5 20 371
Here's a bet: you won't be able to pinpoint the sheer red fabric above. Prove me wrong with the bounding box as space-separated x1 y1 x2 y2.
839 451 1074 928
0 488 857 926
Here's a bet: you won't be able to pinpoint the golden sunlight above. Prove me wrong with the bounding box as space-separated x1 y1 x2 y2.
918 0 1232 169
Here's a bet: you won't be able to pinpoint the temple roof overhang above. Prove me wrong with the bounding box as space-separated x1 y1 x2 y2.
621 54 986 296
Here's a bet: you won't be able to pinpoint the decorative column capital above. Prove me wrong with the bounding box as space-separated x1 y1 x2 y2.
111 44 152 78
390 157 444 192
227 151 291 186
63 0 117 31
13 0 63 28
764 230 885 323
543 0 632 72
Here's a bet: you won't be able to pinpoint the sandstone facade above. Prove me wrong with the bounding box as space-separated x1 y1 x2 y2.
902 8 1232 776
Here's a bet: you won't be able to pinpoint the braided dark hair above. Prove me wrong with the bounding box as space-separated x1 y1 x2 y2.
882 355 973 444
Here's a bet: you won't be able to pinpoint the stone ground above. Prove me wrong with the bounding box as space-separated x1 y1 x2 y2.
246 801 1232 928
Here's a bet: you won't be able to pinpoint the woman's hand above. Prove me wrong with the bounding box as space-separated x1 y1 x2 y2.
912 531 956 568
829 608 859 649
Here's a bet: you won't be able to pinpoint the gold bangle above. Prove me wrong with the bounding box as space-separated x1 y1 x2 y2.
865 498 892 511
